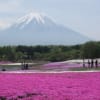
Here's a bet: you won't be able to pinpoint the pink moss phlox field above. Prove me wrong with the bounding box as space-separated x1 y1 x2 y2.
0 72 100 100
43 62 82 70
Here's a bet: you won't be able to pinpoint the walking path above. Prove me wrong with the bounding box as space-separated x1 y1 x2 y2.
0 70 100 73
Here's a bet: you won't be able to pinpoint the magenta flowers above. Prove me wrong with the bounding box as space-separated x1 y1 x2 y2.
43 62 82 71
0 72 100 100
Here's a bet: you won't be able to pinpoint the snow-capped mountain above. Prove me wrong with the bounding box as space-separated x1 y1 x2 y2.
0 12 90 46
14 12 46 29
11 12 56 29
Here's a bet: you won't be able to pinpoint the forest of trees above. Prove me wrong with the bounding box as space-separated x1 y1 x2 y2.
0 41 100 62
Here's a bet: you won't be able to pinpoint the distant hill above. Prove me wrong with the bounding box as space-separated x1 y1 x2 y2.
0 12 90 46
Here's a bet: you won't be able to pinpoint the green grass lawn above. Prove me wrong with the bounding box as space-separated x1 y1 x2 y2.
69 67 100 71
1 62 100 72
0 65 21 71
0 62 47 71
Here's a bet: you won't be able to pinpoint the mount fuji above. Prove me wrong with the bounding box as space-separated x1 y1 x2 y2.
0 12 90 46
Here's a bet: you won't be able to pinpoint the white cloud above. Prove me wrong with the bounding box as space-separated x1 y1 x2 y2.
0 20 10 29
0 0 23 13
0 0 24 28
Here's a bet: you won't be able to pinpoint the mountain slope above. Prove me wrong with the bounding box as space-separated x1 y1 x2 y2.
0 12 90 46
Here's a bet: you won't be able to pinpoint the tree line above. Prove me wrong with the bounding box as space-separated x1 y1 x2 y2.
0 41 100 62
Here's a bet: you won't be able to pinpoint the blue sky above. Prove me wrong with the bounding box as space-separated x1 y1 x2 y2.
0 0 100 40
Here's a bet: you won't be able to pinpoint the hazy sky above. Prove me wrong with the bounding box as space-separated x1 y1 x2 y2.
0 0 100 40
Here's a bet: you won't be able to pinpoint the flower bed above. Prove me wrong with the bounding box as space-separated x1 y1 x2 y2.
43 62 82 71
0 72 100 100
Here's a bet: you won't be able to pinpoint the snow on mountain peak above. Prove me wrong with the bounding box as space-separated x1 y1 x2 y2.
15 12 46 28
11 12 57 29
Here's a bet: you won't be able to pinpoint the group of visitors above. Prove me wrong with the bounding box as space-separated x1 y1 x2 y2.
83 59 99 68
21 63 29 70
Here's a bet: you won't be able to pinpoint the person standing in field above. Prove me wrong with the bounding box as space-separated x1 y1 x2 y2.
88 59 90 68
91 59 94 68
83 59 85 67
95 59 98 68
